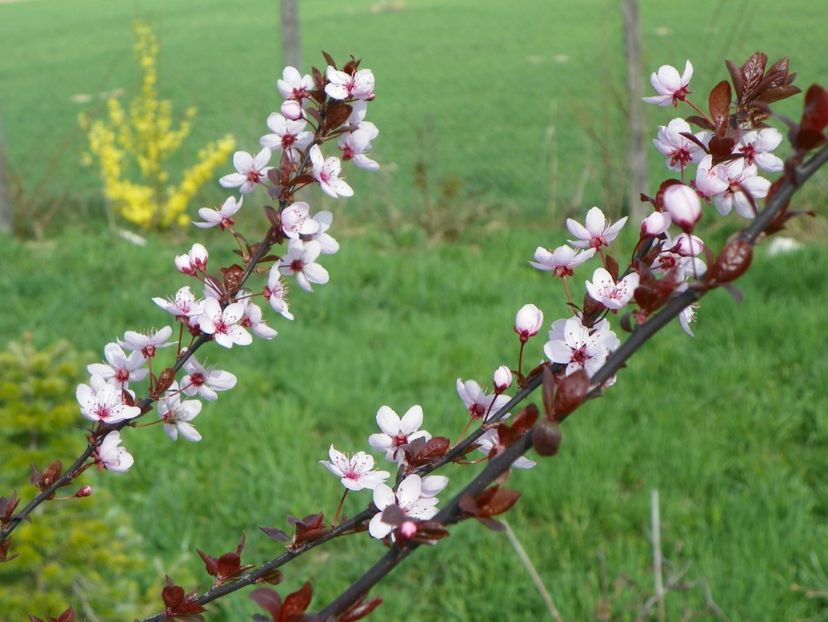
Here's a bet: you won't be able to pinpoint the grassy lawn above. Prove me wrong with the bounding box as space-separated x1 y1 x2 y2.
1 0 828 620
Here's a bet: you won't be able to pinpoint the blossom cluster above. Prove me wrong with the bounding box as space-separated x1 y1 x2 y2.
76 56 380 476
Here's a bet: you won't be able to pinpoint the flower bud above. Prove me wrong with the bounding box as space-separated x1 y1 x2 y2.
641 211 671 237
189 243 208 271
672 233 704 257
281 99 304 121
74 485 93 498
493 366 513 393
663 184 701 232
514 304 544 343
399 520 418 540
175 254 195 275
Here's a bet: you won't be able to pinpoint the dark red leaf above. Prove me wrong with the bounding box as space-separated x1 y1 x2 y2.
685 115 714 131
151 367 176 399
162 577 207 617
260 526 291 542
726 59 745 100
708 136 736 166
0 492 20 523
264 206 281 228
30 461 62 492
196 549 219 577
401 436 451 467
338 595 383 622
604 254 619 282
553 369 590 420
542 366 556 419
480 487 521 516
324 103 353 132
282 582 313 618
321 51 337 70
708 81 731 131
741 52 768 98
532 419 562 457
250 588 283 620
710 239 753 283
222 264 245 295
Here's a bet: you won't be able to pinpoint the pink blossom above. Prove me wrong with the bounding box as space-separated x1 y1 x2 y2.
181 355 236 401
320 446 390 491
219 148 273 194
530 245 595 277
277 66 314 101
339 122 380 170
260 113 313 159
567 207 627 249
643 60 693 107
87 342 148 388
325 66 375 101
94 431 134 473
708 158 771 218
197 299 252 348
477 428 535 469
737 128 784 172
280 99 304 121
264 265 294 320
368 405 431 464
309 211 339 255
152 286 204 319
280 201 321 239
585 268 639 310
544 317 619 377
653 118 708 170
369 474 447 540
157 382 203 442
310 145 353 198
640 211 672 237
514 304 543 342
241 300 278 340
76 375 141 424
175 243 208 274
194 196 243 230
119 326 174 359
663 184 701 232
278 240 329 292
456 378 510 422
493 366 513 393
694 155 729 199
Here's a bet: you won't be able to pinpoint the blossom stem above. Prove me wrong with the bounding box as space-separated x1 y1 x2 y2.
454 418 474 447
683 98 712 124
517 341 526 382
332 489 349 525
561 277 573 306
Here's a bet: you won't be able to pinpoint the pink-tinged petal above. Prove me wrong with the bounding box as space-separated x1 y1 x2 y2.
713 194 733 216
655 65 682 92
754 128 783 152
320 460 343 478
420 475 448 497
583 207 607 235
359 470 390 490
376 405 401 435
266 113 288 135
373 483 396 511
325 83 350 100
407 499 439 520
399 405 423 434
303 263 329 285
253 147 272 169
732 192 757 219
328 445 349 471
513 456 536 469
309 144 324 169
213 332 234 349
566 217 590 241
227 325 253 346
368 433 393 451
754 152 784 172
368 513 394 539
396 475 422 508
177 422 202 442
222 302 246 325
544 340 572 364
219 172 247 189
642 94 673 107
603 216 628 240
341 477 366 491
741 175 771 199
352 154 380 170
680 60 693 84
233 151 253 172
329 178 354 197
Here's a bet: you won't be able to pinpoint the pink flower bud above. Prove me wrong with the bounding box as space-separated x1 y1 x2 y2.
493 366 513 393
672 233 704 257
663 184 701 232
641 211 672 237
514 304 544 343
189 243 208 271
281 99 304 121
75 485 93 498
175 254 195 275
399 520 418 540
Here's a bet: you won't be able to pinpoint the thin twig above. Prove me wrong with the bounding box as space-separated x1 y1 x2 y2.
651 489 666 622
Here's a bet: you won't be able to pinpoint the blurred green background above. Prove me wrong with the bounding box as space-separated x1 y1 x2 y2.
1 0 827 620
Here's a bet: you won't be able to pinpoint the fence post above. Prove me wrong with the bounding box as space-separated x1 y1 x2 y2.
280 0 302 70
620 0 648 221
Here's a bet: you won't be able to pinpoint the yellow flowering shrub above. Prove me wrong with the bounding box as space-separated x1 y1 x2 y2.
80 21 235 230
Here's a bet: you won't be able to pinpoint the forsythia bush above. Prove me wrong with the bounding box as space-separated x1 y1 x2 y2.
0 336 159 619
80 21 235 230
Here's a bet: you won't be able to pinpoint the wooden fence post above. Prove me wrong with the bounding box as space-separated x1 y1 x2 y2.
280 0 302 69
620 0 648 221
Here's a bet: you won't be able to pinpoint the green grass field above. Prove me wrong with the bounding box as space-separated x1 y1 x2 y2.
1 0 828 620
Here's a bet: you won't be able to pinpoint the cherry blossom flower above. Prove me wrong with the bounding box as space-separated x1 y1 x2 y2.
264 265 294 320
585 268 640 310
219 148 273 194
476 428 535 469
651 237 706 281
567 207 628 249
76 375 141 424
87 342 148 387
309 145 353 198
157 382 203 442
663 183 701 232
194 196 243 230
280 201 321 239
530 245 595 276
278 240 329 292
643 60 693 107
152 286 204 318
706 158 771 218
175 243 208 274
181 356 237 401
119 326 174 359
670 233 705 258
347 100 369 126
320 446 390 491
277 66 314 101
640 211 672 237
94 431 134 473
281 99 304 121
456 379 510 422
544 317 620 377
368 405 431 463
339 122 379 170
694 155 729 199
369 474 447 540
653 118 708 170
493 366 513 393
197 299 252 348
259 113 313 159
514 304 544 342
309 211 339 255
242 300 278 340
325 66 375 101
737 128 784 172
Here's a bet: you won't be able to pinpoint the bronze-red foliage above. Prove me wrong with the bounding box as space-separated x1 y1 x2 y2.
196 533 254 585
